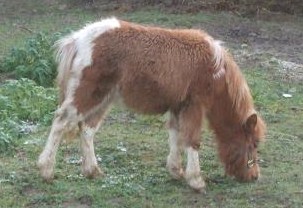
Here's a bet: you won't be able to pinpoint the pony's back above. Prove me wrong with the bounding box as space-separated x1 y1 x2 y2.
77 20 225 114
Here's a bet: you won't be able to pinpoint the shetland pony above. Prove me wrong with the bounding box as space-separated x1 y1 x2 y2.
38 18 266 191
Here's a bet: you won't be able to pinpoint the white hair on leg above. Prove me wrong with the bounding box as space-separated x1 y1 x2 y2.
37 103 81 181
37 117 63 181
80 125 103 178
185 147 205 191
166 128 184 179
39 18 121 181
80 88 117 178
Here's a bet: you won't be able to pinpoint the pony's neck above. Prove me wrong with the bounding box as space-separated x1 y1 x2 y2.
207 91 244 140
207 54 254 141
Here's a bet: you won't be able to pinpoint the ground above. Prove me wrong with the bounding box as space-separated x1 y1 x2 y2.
0 1 303 207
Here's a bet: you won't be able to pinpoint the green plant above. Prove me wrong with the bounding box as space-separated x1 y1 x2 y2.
0 78 57 123
0 78 57 151
0 32 61 87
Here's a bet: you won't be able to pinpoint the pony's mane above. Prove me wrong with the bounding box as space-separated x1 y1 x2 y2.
208 43 266 140
224 51 254 123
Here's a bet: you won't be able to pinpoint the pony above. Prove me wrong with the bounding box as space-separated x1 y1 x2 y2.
38 17 266 191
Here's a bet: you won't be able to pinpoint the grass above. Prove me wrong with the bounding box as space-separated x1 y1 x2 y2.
1 1 303 207
2 72 302 208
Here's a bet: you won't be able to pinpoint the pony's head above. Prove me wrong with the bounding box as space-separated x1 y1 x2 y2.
218 113 266 182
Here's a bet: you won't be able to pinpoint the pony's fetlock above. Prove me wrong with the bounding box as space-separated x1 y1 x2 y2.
166 152 184 179
185 173 205 192
82 165 104 179
37 158 55 182
167 163 184 179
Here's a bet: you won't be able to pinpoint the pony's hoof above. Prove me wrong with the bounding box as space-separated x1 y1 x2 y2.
82 165 104 179
167 166 184 180
38 167 55 182
37 161 55 182
186 174 206 192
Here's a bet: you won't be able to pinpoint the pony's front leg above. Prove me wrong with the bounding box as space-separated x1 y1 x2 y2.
185 146 205 192
166 113 184 179
179 104 205 192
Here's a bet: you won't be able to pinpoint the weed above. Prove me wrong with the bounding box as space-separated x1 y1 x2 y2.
0 78 57 151
0 32 61 87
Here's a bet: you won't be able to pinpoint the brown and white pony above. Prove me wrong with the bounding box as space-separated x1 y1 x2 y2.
38 17 266 191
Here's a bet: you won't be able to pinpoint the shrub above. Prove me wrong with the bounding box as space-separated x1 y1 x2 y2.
0 32 62 87
0 78 57 151
0 120 18 152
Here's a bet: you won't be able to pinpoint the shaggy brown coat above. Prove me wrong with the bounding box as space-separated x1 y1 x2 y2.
39 18 266 190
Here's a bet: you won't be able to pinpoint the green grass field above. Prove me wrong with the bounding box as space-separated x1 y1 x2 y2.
1 1 303 207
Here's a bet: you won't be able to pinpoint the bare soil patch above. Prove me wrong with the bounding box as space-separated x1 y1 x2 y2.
192 14 303 82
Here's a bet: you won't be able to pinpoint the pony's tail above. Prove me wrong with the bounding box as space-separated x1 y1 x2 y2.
54 36 81 142
54 36 77 104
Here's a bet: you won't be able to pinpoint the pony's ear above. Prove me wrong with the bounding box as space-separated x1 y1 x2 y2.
244 113 257 133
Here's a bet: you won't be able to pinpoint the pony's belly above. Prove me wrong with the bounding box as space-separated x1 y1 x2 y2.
118 84 173 115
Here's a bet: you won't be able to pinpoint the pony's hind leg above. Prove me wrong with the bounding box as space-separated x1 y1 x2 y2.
37 102 80 182
178 103 205 192
79 118 103 179
79 95 114 179
166 112 184 179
